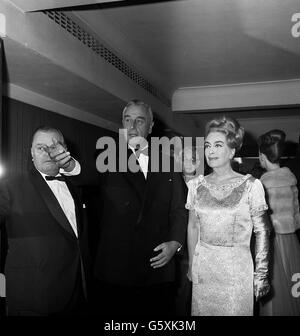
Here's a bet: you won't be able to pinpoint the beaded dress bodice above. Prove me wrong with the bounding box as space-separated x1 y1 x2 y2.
186 174 267 248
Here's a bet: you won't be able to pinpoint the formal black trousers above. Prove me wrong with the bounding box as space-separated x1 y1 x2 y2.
92 280 176 317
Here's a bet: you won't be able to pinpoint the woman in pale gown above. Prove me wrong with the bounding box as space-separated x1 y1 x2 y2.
258 130 300 316
186 116 271 316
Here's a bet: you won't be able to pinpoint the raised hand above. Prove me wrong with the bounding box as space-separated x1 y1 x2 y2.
48 138 75 172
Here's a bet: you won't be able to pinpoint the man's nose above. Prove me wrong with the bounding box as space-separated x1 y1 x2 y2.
40 147 52 159
43 147 51 155
130 120 138 129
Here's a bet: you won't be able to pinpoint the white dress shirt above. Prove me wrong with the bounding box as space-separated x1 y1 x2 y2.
40 171 78 238
129 145 149 178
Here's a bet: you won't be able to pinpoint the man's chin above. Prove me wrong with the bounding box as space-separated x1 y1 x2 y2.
128 136 147 149
40 163 60 176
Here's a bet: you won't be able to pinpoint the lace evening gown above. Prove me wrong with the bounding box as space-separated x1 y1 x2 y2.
186 174 268 316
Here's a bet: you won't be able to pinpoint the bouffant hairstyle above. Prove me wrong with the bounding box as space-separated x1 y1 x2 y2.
258 129 286 164
205 116 245 151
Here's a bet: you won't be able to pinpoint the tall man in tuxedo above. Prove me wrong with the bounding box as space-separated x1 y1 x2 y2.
0 126 89 316
94 100 188 316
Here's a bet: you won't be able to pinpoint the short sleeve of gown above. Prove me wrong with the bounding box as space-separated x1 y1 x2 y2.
249 178 269 232
185 175 203 211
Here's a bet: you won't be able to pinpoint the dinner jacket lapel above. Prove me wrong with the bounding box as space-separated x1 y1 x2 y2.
29 168 77 239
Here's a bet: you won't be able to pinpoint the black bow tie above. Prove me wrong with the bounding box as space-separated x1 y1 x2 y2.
45 175 65 182
134 146 148 158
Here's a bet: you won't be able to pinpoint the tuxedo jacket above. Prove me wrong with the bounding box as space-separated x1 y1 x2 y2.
94 148 188 286
0 168 90 315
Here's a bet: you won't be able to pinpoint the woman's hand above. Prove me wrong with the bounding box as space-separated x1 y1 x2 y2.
253 225 271 301
254 277 270 301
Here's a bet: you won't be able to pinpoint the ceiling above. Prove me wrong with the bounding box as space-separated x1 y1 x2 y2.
2 0 300 143
74 0 300 95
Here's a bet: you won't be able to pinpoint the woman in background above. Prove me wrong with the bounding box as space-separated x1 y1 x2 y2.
174 145 201 315
180 146 202 183
186 116 271 316
258 130 300 316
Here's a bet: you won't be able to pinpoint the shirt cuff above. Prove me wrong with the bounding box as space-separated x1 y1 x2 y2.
60 158 81 176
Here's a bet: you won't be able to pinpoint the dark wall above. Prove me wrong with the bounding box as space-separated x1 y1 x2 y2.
0 39 5 316
1 97 118 185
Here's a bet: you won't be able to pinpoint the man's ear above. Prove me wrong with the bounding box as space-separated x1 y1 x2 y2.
260 152 266 162
149 121 154 135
